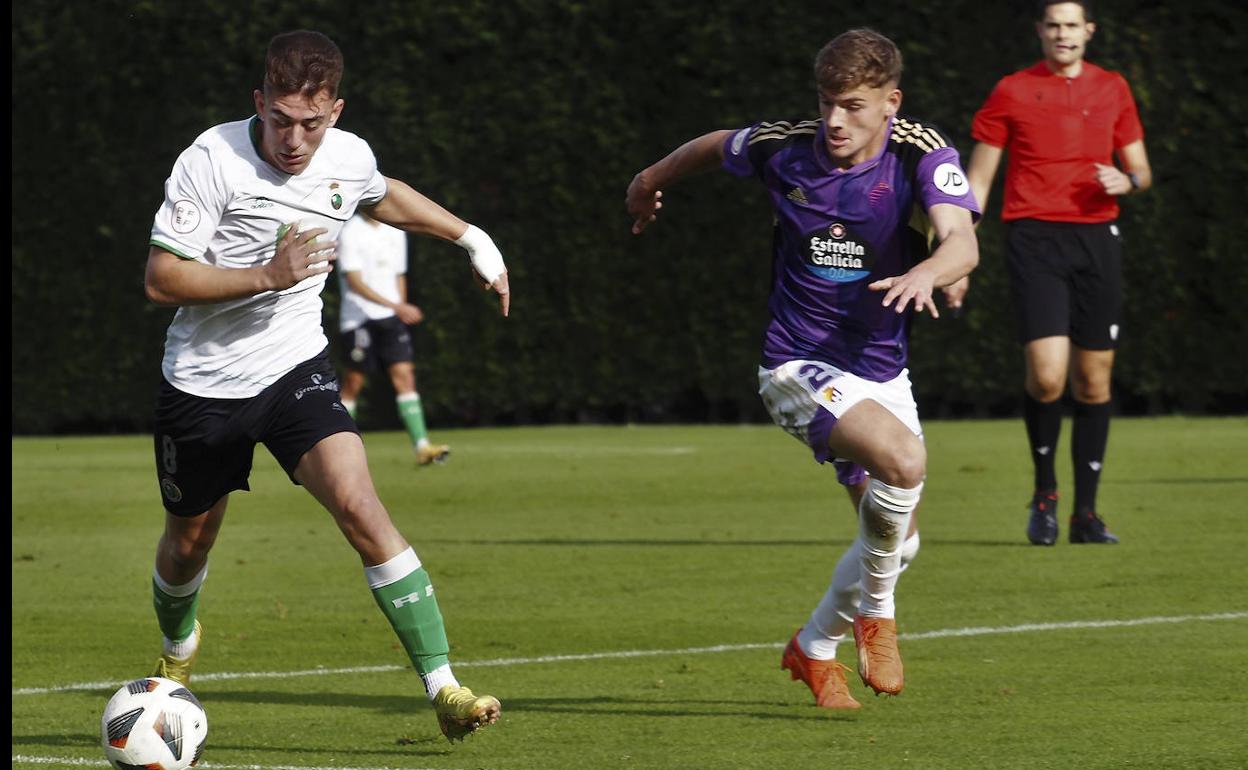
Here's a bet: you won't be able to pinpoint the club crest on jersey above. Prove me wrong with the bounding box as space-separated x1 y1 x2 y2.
329 182 343 210
805 222 873 282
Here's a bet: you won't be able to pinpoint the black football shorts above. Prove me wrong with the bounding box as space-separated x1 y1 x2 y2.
152 349 358 516
339 316 414 373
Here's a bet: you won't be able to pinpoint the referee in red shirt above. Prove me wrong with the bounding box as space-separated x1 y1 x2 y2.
964 0 1152 545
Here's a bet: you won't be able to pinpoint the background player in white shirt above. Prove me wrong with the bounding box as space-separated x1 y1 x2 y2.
337 209 451 466
144 30 507 742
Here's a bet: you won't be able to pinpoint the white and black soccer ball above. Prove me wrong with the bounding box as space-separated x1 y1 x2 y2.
101 677 207 770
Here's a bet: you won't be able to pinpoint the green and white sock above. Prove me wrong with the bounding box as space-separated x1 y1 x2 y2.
366 547 457 700
422 663 459 700
153 563 207 655
396 393 429 448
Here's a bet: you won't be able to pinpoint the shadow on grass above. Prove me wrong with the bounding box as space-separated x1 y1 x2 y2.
504 695 856 722
11 733 96 748
926 539 1036 547
204 688 415 713
424 538 854 548
203 690 850 723
205 737 450 759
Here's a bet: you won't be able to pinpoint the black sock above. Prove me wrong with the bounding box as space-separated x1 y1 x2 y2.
1072 400 1112 514
1023 394 1062 493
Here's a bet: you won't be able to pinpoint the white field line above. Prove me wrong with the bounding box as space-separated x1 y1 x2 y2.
11 755 463 770
12 611 1246 699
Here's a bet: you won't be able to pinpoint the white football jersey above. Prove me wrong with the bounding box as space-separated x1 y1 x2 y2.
337 214 409 332
150 117 388 398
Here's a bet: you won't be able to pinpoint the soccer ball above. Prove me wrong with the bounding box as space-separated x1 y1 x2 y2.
101 677 207 770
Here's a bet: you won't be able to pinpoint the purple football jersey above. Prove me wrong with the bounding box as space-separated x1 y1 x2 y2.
722 117 979 381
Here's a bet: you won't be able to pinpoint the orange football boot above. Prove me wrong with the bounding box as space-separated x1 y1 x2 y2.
780 630 861 709
853 616 903 695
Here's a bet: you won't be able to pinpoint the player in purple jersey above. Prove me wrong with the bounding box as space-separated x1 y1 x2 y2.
627 29 979 708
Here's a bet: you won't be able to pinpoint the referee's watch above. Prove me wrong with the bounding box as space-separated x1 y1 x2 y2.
1127 171 1142 192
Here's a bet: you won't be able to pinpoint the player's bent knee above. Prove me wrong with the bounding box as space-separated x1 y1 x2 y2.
874 444 926 489
161 533 215 569
331 494 402 552
333 491 387 527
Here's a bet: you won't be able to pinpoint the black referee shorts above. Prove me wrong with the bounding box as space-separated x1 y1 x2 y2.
1006 219 1124 350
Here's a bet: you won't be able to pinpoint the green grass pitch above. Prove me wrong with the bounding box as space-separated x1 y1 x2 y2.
12 417 1248 769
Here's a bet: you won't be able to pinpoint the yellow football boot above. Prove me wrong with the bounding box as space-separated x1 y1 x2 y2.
151 620 202 687
432 684 501 742
416 443 451 466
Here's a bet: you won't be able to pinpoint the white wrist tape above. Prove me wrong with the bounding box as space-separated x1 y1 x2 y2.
455 225 506 284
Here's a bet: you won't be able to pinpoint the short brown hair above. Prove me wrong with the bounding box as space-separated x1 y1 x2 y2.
813 29 903 94
1036 1 1094 22
263 30 344 99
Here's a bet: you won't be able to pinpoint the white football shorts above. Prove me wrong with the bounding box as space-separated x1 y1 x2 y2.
758 360 922 485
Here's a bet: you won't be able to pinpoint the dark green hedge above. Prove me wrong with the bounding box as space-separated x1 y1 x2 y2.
12 0 1248 433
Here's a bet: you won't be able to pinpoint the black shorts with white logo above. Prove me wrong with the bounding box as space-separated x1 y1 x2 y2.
152 349 358 516
339 316 414 373
1006 219 1124 350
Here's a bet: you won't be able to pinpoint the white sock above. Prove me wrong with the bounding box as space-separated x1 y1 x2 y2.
164 630 200 659
799 539 862 660
421 663 459 701
900 532 920 569
798 531 921 659
857 478 922 618
799 516 924 658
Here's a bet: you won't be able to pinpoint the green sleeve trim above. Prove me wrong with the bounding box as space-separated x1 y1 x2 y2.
150 239 199 261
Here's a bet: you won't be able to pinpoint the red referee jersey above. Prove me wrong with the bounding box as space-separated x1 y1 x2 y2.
972 61 1144 223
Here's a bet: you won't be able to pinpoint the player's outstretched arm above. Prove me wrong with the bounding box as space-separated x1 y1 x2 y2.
626 130 734 235
368 177 510 316
144 226 334 306
869 203 979 319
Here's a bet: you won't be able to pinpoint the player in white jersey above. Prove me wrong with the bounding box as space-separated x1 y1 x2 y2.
335 210 451 466
144 30 506 743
